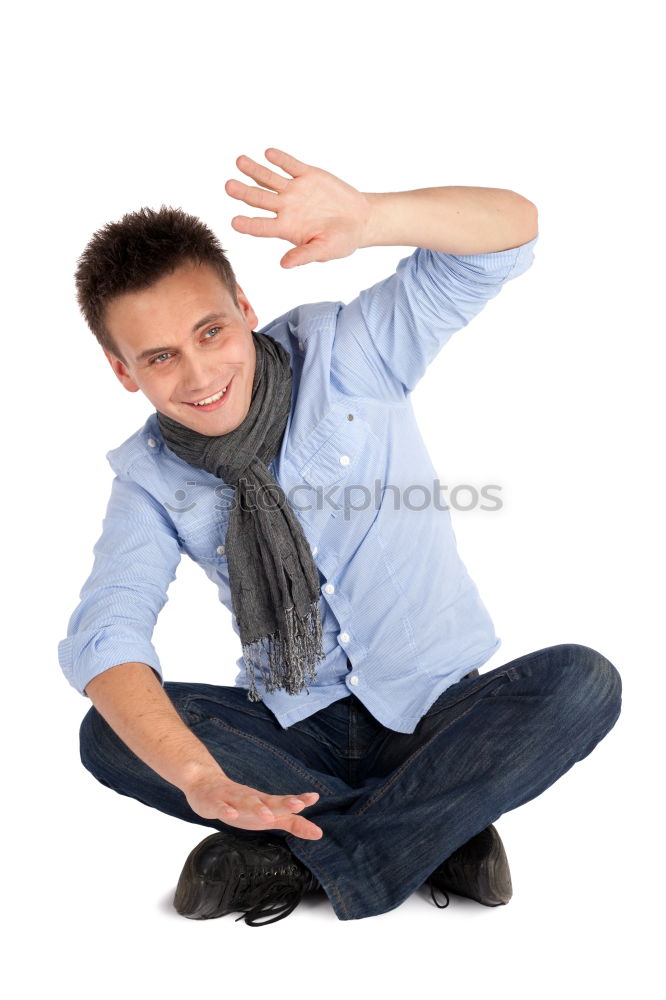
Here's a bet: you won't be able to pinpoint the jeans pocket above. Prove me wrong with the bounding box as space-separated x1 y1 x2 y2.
425 668 511 718
177 696 204 727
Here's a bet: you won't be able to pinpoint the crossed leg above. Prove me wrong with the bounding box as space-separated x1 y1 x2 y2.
79 643 621 921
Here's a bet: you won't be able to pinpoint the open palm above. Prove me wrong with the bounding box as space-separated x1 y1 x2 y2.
224 147 371 268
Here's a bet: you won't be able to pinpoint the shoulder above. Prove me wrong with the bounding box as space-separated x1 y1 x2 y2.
105 412 162 477
105 413 193 488
260 300 343 355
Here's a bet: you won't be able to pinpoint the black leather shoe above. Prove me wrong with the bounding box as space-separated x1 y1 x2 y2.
173 829 322 926
428 824 513 908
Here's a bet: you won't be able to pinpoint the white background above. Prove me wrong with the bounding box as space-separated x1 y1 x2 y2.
2 0 663 996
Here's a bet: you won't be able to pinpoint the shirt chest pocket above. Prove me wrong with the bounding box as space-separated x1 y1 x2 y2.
179 519 230 569
296 413 382 543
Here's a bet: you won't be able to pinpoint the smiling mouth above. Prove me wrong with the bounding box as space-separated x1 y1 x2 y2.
183 376 234 410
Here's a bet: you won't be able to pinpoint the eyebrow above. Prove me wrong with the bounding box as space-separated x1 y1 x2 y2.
134 312 231 363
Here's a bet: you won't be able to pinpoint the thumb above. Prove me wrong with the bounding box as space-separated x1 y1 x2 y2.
280 241 325 269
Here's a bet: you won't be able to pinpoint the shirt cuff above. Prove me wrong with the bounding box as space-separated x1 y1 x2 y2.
57 629 164 697
445 232 539 282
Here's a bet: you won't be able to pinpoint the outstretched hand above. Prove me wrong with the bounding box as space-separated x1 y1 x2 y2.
185 771 324 840
225 147 372 268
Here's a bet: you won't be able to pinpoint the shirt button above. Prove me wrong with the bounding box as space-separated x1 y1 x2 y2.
350 676 359 686
216 545 225 555
147 437 157 448
312 546 318 556
339 632 350 643
339 455 350 466
298 340 304 351
323 583 335 595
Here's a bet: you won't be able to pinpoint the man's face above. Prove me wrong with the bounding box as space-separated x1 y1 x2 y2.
103 260 259 436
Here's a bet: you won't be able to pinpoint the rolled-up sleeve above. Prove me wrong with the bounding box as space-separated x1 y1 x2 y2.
330 233 538 400
57 472 181 696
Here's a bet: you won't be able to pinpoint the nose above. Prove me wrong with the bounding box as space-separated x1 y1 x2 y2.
180 353 219 398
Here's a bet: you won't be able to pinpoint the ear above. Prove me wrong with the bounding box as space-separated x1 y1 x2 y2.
103 349 141 393
234 283 259 330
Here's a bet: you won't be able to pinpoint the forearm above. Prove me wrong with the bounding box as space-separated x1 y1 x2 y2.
360 186 538 255
84 662 222 793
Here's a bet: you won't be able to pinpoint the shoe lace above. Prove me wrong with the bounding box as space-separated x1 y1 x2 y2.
430 883 450 909
233 862 313 927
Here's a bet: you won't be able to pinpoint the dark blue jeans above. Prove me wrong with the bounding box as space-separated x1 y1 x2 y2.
79 642 622 921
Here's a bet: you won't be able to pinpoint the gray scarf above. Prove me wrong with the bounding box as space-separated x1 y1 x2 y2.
155 330 325 701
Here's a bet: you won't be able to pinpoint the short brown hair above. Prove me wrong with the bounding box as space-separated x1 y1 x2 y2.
75 205 239 365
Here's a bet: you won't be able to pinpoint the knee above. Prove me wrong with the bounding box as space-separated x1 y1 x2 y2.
79 705 100 774
79 704 119 785
554 643 622 732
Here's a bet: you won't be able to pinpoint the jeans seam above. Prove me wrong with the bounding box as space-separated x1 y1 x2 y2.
195 716 338 795
349 699 359 757
288 722 348 757
425 672 509 717
186 694 353 760
179 692 276 727
290 841 352 919
330 882 352 919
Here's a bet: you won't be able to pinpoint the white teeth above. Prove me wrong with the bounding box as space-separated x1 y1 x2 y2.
192 386 227 406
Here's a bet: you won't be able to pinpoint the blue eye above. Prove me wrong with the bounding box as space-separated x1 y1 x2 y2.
149 327 221 366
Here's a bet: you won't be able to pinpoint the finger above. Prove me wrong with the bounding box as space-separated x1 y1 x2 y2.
264 147 309 178
209 797 240 820
231 215 281 239
265 813 322 839
287 814 324 840
289 792 320 810
257 792 317 819
270 799 308 817
225 178 280 214
239 793 274 820
280 242 326 268
238 789 320 817
279 798 305 811
274 791 319 810
235 154 290 192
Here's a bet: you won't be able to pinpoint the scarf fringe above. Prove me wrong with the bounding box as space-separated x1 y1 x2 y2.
243 600 326 702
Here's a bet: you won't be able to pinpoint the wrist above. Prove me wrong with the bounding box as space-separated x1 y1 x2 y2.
178 756 227 795
359 191 418 249
359 192 392 249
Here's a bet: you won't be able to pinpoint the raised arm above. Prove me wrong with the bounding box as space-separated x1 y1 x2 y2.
360 186 537 255
224 146 538 266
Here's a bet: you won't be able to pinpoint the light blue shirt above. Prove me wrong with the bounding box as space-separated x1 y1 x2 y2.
58 234 538 733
